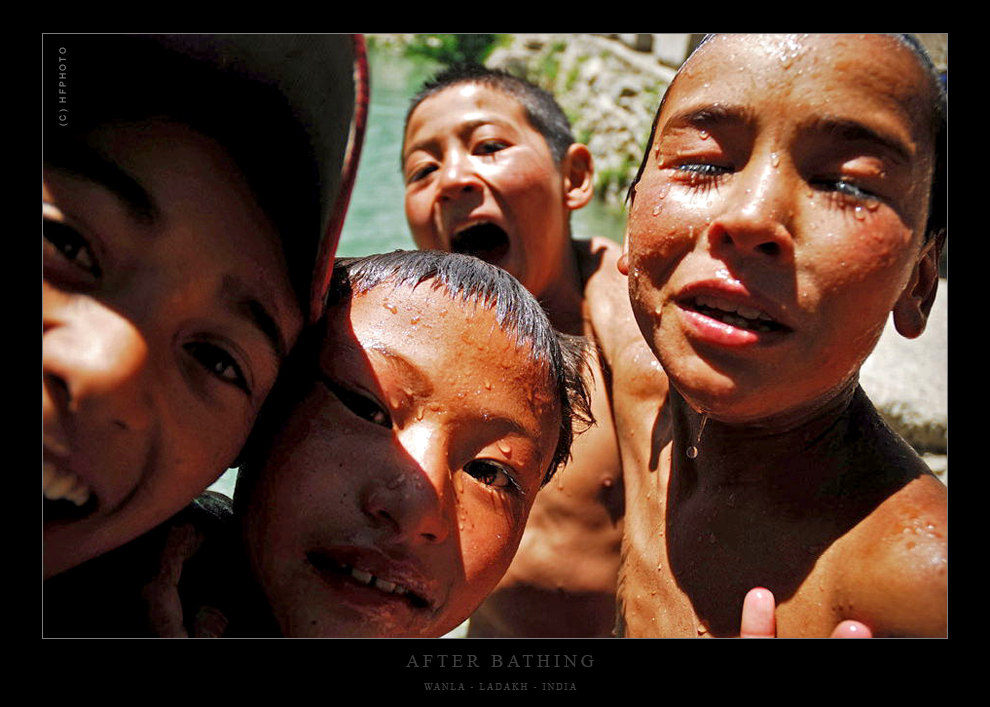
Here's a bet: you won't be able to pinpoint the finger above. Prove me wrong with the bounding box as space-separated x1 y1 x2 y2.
740 587 776 638
831 620 872 638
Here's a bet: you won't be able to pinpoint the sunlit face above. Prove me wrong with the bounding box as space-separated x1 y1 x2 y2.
403 84 574 298
240 282 561 637
622 34 937 424
42 120 303 578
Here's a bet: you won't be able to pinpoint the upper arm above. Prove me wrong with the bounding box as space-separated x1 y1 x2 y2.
836 477 948 637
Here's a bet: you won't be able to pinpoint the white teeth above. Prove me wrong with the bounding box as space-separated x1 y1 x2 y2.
347 565 409 597
351 568 373 585
374 578 397 593
695 295 770 322
42 462 92 507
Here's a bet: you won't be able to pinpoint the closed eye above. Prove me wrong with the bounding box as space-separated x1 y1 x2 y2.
811 177 877 201
406 163 438 184
320 375 392 428
474 139 509 156
463 459 521 493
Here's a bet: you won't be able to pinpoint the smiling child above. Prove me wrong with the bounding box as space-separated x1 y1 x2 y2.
220 250 593 637
590 33 947 637
43 35 366 629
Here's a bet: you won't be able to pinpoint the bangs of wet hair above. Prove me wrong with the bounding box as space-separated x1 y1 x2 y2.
627 33 947 252
405 62 575 164
327 249 594 484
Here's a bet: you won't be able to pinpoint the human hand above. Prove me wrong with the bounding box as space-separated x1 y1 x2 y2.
739 587 872 638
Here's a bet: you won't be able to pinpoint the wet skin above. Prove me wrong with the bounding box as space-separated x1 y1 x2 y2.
605 34 946 636
239 283 562 637
43 120 302 579
403 83 624 637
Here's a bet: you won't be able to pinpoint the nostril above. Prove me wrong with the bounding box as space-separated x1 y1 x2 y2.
757 242 781 257
44 371 72 409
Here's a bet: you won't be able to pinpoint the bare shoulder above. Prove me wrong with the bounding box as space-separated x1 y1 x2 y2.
833 472 948 637
573 238 638 360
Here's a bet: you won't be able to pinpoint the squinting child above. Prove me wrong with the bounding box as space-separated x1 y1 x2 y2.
401 63 632 637
590 33 947 637
197 250 593 637
42 35 366 628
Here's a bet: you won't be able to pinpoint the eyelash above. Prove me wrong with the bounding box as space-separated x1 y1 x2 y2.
812 177 879 205
43 217 102 279
406 140 510 184
463 459 522 494
184 341 252 394
322 376 392 428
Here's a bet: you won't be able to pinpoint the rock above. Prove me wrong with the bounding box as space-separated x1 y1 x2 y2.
859 279 948 482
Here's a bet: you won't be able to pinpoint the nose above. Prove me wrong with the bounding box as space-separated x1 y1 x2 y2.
43 295 153 433
437 149 483 201
708 157 796 261
361 426 453 545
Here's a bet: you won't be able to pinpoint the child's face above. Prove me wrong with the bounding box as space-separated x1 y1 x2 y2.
403 84 575 299
42 121 303 578
240 282 561 637
622 34 938 423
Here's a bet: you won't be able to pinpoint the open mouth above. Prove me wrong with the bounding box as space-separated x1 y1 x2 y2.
450 222 510 265
686 294 788 333
307 552 432 609
43 462 96 522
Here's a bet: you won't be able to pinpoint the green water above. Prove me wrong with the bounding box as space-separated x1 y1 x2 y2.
336 50 628 258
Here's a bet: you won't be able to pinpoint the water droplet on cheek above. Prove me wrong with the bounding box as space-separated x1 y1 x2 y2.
853 205 866 220
699 129 709 140
652 203 663 216
770 152 780 168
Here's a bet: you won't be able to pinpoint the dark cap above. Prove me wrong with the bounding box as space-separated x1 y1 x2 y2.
44 33 369 323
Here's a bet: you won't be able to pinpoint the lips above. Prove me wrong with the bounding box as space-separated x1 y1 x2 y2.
687 294 785 333
673 280 792 346
306 549 436 610
449 221 510 265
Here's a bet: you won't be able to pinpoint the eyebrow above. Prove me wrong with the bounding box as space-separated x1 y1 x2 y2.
366 343 434 397
403 117 509 162
802 116 913 164
43 144 160 224
222 275 288 364
662 103 756 133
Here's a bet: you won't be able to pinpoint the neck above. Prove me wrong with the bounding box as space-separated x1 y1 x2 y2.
669 378 863 489
538 239 586 335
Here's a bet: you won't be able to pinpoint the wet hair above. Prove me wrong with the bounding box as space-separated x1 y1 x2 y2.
405 63 575 164
627 33 947 252
43 35 321 312
327 249 594 484
239 249 593 492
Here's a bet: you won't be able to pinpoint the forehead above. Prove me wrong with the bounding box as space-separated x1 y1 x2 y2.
663 34 936 147
405 83 535 144
327 281 558 421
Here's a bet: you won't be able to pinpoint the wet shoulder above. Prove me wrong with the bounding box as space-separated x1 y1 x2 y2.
832 472 947 636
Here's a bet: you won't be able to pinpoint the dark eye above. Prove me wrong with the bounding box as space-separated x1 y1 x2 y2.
464 459 518 492
185 341 250 394
43 218 101 278
321 376 391 428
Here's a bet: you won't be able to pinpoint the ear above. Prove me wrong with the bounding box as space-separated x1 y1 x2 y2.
617 227 630 275
893 239 939 339
561 143 594 211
